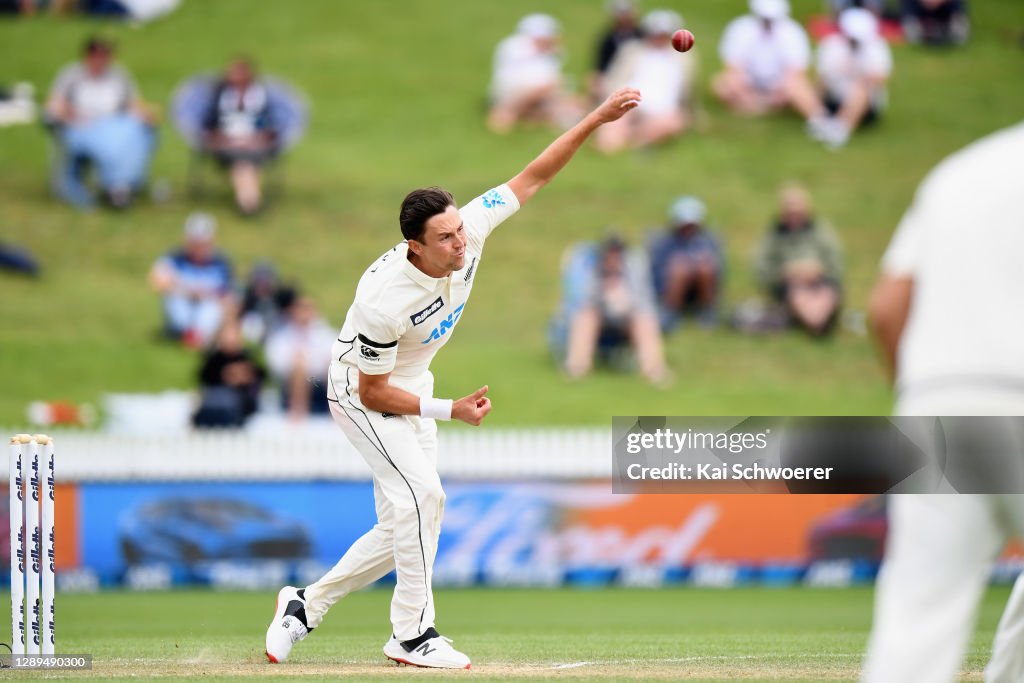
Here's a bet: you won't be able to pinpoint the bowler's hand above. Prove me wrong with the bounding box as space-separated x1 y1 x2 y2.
453 385 492 426
594 88 642 124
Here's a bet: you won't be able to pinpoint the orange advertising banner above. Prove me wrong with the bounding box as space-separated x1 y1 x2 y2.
564 493 869 564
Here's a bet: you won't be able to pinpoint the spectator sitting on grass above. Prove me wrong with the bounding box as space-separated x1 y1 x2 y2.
901 0 968 46
45 36 157 209
588 0 643 99
237 261 291 344
193 320 266 429
812 8 893 149
201 56 279 216
712 0 831 140
149 213 234 348
487 14 582 134
551 235 671 386
647 196 724 329
265 293 335 421
755 183 843 336
595 9 698 154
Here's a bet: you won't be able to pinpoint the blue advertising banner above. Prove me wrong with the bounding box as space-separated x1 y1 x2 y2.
70 481 892 589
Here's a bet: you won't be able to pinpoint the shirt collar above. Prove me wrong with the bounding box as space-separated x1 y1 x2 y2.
401 243 447 291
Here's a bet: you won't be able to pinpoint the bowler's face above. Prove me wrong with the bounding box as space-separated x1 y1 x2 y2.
418 205 466 275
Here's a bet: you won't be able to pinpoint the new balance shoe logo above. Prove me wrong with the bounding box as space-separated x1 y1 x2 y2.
415 641 437 656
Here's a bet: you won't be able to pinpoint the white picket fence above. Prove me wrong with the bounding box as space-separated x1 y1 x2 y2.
13 427 611 482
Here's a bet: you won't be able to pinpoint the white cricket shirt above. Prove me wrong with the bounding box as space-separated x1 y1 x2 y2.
816 34 892 103
882 122 1024 402
329 185 520 398
719 14 811 91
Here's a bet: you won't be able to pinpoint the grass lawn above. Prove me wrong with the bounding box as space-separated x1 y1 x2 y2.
2 1 1023 425
0 586 1010 681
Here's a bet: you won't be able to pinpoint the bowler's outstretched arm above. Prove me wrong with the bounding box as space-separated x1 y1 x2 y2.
507 88 641 206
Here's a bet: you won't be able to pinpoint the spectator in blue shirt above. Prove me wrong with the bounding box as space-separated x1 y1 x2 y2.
149 213 234 348
648 196 724 329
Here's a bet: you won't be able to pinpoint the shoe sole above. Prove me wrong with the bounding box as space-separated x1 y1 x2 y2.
385 653 470 670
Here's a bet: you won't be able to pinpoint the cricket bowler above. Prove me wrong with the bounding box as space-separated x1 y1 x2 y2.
265 87 643 669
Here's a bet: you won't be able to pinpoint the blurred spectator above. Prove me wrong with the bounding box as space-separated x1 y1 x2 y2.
902 0 968 46
193 321 266 428
713 0 829 136
45 37 157 208
595 9 697 153
813 8 892 149
149 213 234 348
0 0 34 13
755 184 843 336
648 196 724 329
201 57 279 216
81 0 181 22
589 0 643 98
551 236 671 385
265 295 334 420
0 242 40 277
829 0 888 16
238 262 291 344
487 14 582 134
0 83 36 126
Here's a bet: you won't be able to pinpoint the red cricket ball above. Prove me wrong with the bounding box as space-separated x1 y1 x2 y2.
672 29 695 53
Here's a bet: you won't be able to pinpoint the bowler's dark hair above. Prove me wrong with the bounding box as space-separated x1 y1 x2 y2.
400 187 455 242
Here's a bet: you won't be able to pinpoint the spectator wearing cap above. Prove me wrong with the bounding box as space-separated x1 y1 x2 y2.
264 294 335 421
754 183 843 336
713 0 828 132
45 36 157 208
813 8 893 149
588 0 643 99
901 0 969 46
595 9 698 153
648 196 724 328
487 13 582 134
552 235 671 386
149 213 234 348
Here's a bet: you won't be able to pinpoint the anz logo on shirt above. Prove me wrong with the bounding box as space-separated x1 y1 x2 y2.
420 303 465 344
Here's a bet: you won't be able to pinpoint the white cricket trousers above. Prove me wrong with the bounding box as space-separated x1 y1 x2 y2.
862 391 1024 683
304 372 444 641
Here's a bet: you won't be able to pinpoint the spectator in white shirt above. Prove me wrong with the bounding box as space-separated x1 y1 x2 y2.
265 294 335 420
814 8 893 149
595 9 698 154
487 14 582 134
712 0 827 133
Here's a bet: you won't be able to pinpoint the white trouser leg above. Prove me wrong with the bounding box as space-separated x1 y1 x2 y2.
312 393 443 641
985 495 1024 682
304 477 396 629
862 495 1003 683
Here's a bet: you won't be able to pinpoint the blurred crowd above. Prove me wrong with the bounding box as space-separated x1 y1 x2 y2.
486 0 931 151
550 182 844 386
1 0 978 421
147 212 335 427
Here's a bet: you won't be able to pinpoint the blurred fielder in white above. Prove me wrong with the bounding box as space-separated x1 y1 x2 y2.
263 88 643 670
864 122 1024 682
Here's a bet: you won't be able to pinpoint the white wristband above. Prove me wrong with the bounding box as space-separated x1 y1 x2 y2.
420 397 453 421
